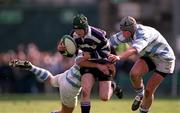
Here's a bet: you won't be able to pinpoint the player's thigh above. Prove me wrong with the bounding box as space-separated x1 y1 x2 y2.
61 103 74 113
145 72 164 97
130 58 149 77
99 81 112 98
60 86 81 108
49 73 63 87
81 73 95 92
59 75 81 108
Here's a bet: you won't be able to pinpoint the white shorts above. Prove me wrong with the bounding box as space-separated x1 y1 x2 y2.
57 72 82 108
152 57 175 74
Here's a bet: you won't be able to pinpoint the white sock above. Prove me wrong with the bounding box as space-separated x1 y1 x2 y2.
135 87 144 97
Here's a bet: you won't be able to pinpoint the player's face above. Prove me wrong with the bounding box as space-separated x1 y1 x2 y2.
74 29 86 37
122 31 132 39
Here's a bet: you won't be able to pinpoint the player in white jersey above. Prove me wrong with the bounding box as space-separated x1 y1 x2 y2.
9 52 113 113
108 16 175 113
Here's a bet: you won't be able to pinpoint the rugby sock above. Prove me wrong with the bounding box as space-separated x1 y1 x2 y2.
139 105 149 113
30 65 50 82
81 102 91 113
135 87 144 97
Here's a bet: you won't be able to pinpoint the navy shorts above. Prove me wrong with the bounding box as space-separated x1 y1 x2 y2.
80 59 114 81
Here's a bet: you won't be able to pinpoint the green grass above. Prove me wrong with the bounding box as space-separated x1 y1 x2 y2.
0 94 179 113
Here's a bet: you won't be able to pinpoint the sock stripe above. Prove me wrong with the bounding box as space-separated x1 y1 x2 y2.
135 87 144 93
30 65 50 81
140 106 149 113
81 102 91 106
40 72 48 80
30 68 36 73
36 69 42 75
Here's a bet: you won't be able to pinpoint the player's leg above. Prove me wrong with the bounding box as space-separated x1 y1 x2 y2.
130 58 151 111
99 63 120 101
57 73 81 113
81 73 95 113
60 103 74 113
99 80 113 101
139 72 164 113
139 59 175 113
97 63 123 100
51 103 74 113
9 59 58 86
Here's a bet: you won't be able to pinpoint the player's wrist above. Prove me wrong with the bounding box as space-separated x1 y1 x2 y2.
117 56 121 60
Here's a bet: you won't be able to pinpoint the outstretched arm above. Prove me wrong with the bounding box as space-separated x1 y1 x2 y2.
108 47 137 62
75 52 111 75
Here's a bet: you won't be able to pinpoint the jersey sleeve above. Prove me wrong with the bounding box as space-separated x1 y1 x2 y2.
109 32 124 48
131 30 149 53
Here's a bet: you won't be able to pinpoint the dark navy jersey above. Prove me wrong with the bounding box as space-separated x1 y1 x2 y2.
70 26 111 59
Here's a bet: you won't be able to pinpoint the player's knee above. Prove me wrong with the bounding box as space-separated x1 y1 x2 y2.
130 71 141 81
49 76 59 87
81 87 91 98
99 92 110 101
99 94 110 101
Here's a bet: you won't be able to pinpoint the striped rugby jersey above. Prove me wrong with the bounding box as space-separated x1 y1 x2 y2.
71 26 111 59
109 24 175 61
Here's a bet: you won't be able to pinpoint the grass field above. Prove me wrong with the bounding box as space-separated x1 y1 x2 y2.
0 94 179 113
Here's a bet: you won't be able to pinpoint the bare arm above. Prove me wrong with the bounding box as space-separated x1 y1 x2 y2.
119 47 137 60
76 52 110 75
79 59 110 75
108 47 138 62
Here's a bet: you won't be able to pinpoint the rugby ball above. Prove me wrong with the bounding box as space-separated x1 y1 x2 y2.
60 35 77 57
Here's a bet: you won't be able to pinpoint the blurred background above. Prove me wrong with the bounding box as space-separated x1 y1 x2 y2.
0 0 179 97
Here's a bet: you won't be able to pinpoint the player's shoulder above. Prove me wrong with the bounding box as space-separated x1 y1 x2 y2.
90 26 107 39
110 31 125 42
134 24 149 39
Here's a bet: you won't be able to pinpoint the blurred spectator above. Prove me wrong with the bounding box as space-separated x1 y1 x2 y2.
0 42 74 94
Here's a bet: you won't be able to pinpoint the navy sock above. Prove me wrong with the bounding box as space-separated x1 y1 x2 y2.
81 102 91 113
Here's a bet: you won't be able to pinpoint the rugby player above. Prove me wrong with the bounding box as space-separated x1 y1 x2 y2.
108 16 175 113
58 14 123 113
9 45 114 113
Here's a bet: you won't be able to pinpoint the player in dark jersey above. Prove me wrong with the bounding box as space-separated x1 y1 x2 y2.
58 14 123 113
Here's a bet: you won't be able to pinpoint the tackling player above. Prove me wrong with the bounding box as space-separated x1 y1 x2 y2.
108 16 175 113
58 14 123 113
9 43 115 113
